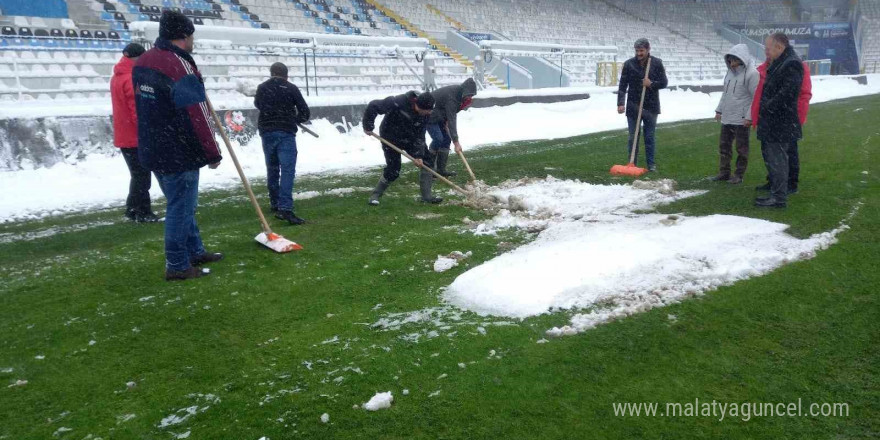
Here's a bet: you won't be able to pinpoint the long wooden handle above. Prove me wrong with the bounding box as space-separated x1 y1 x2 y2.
206 98 274 235
297 122 319 138
628 57 652 165
445 125 477 182
369 133 469 195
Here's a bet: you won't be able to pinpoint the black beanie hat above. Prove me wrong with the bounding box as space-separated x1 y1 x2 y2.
415 92 435 110
122 42 145 58
159 10 195 41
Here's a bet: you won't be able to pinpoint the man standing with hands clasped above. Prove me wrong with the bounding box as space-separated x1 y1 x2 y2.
134 10 224 280
754 33 804 208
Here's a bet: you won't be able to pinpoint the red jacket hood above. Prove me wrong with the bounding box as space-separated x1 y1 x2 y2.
113 56 135 77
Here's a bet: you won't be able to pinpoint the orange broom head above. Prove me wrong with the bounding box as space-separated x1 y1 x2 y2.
256 232 304 253
610 163 648 177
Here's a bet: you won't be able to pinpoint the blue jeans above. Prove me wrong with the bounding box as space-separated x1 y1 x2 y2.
627 112 658 167
156 169 206 272
261 131 298 212
426 123 451 152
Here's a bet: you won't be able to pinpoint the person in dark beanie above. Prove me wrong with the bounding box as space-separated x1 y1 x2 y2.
362 91 438 205
617 38 668 172
133 10 224 281
111 42 159 222
254 62 311 225
426 78 477 177
755 32 804 208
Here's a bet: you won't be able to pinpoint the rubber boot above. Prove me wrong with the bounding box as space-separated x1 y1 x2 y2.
419 168 443 204
436 148 457 177
369 177 390 205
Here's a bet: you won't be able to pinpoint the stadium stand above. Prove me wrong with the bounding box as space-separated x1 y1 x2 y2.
857 0 880 72
0 0 873 102
378 0 730 84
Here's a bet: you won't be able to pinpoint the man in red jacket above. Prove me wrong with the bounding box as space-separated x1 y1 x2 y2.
111 43 159 222
749 52 812 194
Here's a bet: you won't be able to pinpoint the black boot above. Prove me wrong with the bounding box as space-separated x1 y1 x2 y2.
369 177 390 206
275 210 306 225
436 149 457 177
419 168 443 204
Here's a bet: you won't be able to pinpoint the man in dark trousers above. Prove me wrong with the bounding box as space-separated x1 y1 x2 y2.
254 62 311 225
426 78 477 177
134 11 224 281
617 38 668 172
111 42 160 222
755 33 804 208
362 91 437 205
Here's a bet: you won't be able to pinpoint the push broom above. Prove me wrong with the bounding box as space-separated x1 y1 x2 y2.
369 133 469 195
206 98 303 253
610 56 652 177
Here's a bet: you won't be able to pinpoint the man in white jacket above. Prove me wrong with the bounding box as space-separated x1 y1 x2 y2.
711 44 759 184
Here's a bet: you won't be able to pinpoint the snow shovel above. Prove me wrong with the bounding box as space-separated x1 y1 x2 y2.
297 122 319 138
369 133 469 196
610 56 651 177
206 98 303 253
445 125 477 182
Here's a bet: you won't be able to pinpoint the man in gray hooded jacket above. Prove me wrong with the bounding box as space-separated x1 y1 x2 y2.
426 78 478 177
712 44 759 184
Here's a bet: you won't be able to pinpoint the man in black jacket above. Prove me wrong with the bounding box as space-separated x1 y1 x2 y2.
254 62 311 224
426 78 478 177
362 91 438 205
755 33 803 208
617 38 668 172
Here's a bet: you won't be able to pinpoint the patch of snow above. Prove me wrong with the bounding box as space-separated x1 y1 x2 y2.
402 389 409 395
445 178 856 335
35 355 45 360
0 368 12 374
8 379 28 387
363 391 394 411
320 413 330 423
116 414 136 424
433 256 459 273
52 427 72 437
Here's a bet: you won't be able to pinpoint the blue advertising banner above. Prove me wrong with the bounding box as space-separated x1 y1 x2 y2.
726 22 858 74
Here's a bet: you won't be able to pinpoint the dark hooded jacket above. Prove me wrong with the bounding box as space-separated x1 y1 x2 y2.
363 91 429 159
617 56 668 117
757 46 804 143
427 78 477 142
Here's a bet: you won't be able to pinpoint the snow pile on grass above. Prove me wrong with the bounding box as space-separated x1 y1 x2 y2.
433 251 473 272
363 391 393 411
444 178 852 331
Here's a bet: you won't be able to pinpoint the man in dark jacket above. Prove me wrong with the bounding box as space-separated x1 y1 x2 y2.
426 78 477 177
134 11 224 281
111 42 159 222
755 33 804 208
362 91 438 205
254 62 311 225
617 38 668 172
